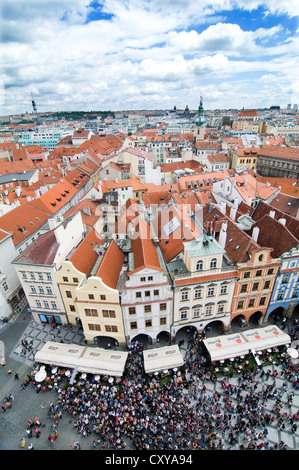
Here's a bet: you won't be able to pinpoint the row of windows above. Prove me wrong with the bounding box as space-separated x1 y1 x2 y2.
23 272 52 281
181 284 228 301
180 303 225 319
88 324 118 332
243 268 274 278
195 259 217 271
240 280 271 293
237 297 266 309
277 288 299 300
66 291 106 301
30 285 53 295
62 276 79 283
84 308 116 318
36 300 57 309
129 303 167 314
130 317 167 330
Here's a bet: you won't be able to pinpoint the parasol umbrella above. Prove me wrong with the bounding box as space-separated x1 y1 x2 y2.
287 348 299 359
108 377 114 384
35 369 47 382
94 375 100 381
80 373 87 379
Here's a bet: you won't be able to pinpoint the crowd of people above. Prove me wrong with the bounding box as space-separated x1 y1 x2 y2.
16 321 299 451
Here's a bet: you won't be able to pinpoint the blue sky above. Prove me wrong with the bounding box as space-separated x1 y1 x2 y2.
1 0 299 115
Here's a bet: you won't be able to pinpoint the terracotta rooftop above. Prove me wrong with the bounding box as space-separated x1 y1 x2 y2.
129 217 163 275
68 228 104 276
95 240 125 289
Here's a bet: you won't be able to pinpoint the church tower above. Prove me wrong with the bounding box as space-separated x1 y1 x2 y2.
193 96 206 141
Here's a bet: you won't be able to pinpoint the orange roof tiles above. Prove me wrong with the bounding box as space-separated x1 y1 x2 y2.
129 217 163 275
95 240 125 289
68 228 104 276
0 203 50 246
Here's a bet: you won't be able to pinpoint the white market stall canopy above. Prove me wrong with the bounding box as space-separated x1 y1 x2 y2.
203 325 291 362
35 341 128 377
143 345 184 374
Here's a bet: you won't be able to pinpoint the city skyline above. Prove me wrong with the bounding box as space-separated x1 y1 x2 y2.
1 0 299 116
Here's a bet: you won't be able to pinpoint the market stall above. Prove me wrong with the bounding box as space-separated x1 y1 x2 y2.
143 345 184 374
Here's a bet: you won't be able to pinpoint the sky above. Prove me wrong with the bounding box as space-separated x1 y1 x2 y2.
1 0 299 115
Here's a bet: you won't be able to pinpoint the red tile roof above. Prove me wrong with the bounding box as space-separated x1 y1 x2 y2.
95 240 125 289
68 228 104 276
129 217 163 275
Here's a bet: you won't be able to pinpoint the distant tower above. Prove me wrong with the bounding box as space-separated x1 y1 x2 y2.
193 96 206 141
31 91 38 121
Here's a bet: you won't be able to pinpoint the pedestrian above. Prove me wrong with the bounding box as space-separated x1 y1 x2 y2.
14 372 19 380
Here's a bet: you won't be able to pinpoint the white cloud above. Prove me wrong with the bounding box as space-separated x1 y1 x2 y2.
1 0 299 114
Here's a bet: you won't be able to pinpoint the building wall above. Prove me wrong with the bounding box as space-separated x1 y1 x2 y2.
75 276 126 345
56 261 86 325
121 267 173 343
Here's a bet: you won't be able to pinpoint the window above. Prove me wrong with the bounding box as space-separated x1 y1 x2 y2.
88 294 94 300
220 284 227 295
130 322 137 330
194 289 202 299
66 290 72 298
277 291 284 300
207 287 215 297
73 277 79 283
38 286 44 294
145 320 152 328
292 289 299 298
63 276 68 282
100 295 106 300
148 276 153 281
129 307 136 315
210 258 217 269
154 290 159 296
237 300 244 309
217 303 224 313
259 297 266 306
181 290 189 301
263 281 270 290
88 324 101 331
105 325 118 333
36 300 42 308
136 292 141 299
248 298 255 308
70 305 76 312
102 310 116 318
145 291 150 297
43 301 49 309
51 301 57 310
144 305 151 313
160 303 167 311
241 284 247 293
30 285 36 294
140 277 146 282
196 260 203 271
85 308 98 317
38 273 43 280
21 272 27 279
205 305 213 315
256 270 262 277
252 282 259 291
30 273 35 280
180 310 188 320
244 272 250 279
46 273 52 281
160 317 167 325
193 307 201 317
46 287 53 295
282 275 288 284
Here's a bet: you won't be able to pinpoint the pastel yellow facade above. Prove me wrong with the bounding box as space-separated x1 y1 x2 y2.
75 276 126 345
56 261 86 325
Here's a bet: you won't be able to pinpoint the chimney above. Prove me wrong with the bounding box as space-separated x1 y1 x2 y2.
269 210 275 218
48 218 57 230
252 226 260 242
278 218 286 226
219 220 228 248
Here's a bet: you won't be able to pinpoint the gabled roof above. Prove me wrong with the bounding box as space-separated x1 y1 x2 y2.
0 203 50 246
13 229 59 266
95 240 125 289
68 228 104 277
27 179 79 215
129 217 163 275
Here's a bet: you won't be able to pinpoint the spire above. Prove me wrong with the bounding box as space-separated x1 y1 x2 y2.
195 96 206 127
